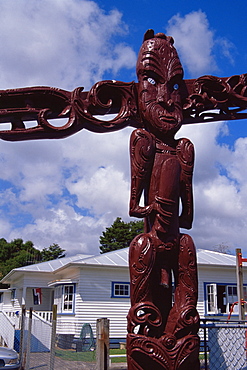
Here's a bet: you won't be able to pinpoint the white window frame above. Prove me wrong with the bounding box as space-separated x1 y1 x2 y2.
205 283 247 315
54 285 63 313
206 283 217 314
54 284 75 314
112 282 130 298
226 285 238 313
62 284 75 312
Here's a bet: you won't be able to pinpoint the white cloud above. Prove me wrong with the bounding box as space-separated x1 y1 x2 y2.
166 10 234 77
178 122 247 253
0 3 246 258
0 0 136 90
68 165 129 216
0 0 136 255
167 11 216 76
7 203 109 255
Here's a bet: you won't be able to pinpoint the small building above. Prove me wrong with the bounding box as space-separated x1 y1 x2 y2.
0 248 246 346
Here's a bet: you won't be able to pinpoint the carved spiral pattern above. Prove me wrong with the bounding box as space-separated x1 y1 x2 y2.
128 302 163 336
127 333 200 370
72 80 139 132
183 73 247 123
130 129 155 178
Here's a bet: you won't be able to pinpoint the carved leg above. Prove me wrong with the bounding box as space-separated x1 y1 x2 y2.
128 233 163 336
166 234 199 336
129 128 155 218
165 233 200 369
127 234 200 370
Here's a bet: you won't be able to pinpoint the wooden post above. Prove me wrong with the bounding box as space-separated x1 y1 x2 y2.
19 305 26 367
236 248 245 320
49 304 57 370
26 307 33 370
96 318 109 370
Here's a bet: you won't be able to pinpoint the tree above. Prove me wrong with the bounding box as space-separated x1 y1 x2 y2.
0 238 41 278
0 239 66 278
40 243 66 261
213 243 232 254
99 217 144 253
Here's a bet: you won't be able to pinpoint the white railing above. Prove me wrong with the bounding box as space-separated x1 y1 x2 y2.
30 312 52 351
2 310 20 329
33 310 53 322
0 311 15 348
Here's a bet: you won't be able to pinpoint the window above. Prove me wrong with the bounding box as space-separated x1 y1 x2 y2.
112 282 130 298
54 284 75 313
227 286 238 312
205 283 247 315
207 284 217 314
11 289 16 301
54 285 62 312
63 285 74 312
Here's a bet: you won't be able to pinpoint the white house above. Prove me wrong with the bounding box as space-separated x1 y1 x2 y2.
0 248 246 347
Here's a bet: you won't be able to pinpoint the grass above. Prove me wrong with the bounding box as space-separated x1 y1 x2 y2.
55 347 126 363
55 347 205 364
110 349 127 363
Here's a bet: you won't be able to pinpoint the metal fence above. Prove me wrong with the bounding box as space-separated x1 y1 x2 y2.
200 318 247 370
1 306 96 370
2 309 247 369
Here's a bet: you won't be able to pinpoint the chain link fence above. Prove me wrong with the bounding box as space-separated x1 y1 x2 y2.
200 318 247 370
2 308 247 369
1 306 96 370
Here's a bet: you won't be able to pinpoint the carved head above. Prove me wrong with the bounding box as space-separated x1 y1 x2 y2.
137 29 184 138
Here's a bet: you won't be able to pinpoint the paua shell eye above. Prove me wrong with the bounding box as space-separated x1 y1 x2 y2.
148 77 156 85
173 83 179 90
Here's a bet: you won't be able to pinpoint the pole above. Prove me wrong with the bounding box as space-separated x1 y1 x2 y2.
26 307 33 370
236 249 245 320
49 304 57 370
19 305 26 369
96 318 109 370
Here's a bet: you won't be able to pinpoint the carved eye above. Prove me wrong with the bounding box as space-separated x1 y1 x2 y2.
173 83 179 90
147 77 156 85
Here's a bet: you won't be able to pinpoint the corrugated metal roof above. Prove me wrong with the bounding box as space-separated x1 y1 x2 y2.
197 249 236 266
78 248 237 267
77 248 129 267
14 254 93 272
8 248 238 275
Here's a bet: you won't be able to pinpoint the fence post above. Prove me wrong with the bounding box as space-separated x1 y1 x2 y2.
25 307 33 370
203 319 208 370
49 304 57 370
236 248 245 320
19 305 26 368
96 318 109 370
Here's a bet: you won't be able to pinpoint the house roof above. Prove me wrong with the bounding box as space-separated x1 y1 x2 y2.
1 253 93 281
75 247 129 267
1 248 239 283
73 248 237 267
197 249 236 266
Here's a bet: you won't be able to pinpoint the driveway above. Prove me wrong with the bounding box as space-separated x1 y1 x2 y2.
28 353 127 370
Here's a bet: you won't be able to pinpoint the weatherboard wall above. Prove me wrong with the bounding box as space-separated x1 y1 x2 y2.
73 265 130 339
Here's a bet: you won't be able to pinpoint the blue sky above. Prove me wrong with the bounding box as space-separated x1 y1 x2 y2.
0 0 247 256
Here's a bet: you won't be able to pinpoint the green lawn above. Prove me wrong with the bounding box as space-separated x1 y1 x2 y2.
55 348 126 363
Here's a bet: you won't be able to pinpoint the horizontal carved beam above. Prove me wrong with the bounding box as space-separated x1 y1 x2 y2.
0 73 246 141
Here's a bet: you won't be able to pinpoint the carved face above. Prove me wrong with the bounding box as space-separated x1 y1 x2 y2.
137 36 184 138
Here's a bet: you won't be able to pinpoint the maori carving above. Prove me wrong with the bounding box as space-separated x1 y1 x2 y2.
127 30 200 369
1 65 247 141
183 73 247 123
0 80 138 141
0 28 247 369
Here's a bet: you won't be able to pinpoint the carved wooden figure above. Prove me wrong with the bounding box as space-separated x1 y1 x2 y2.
127 30 200 370
0 29 247 370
